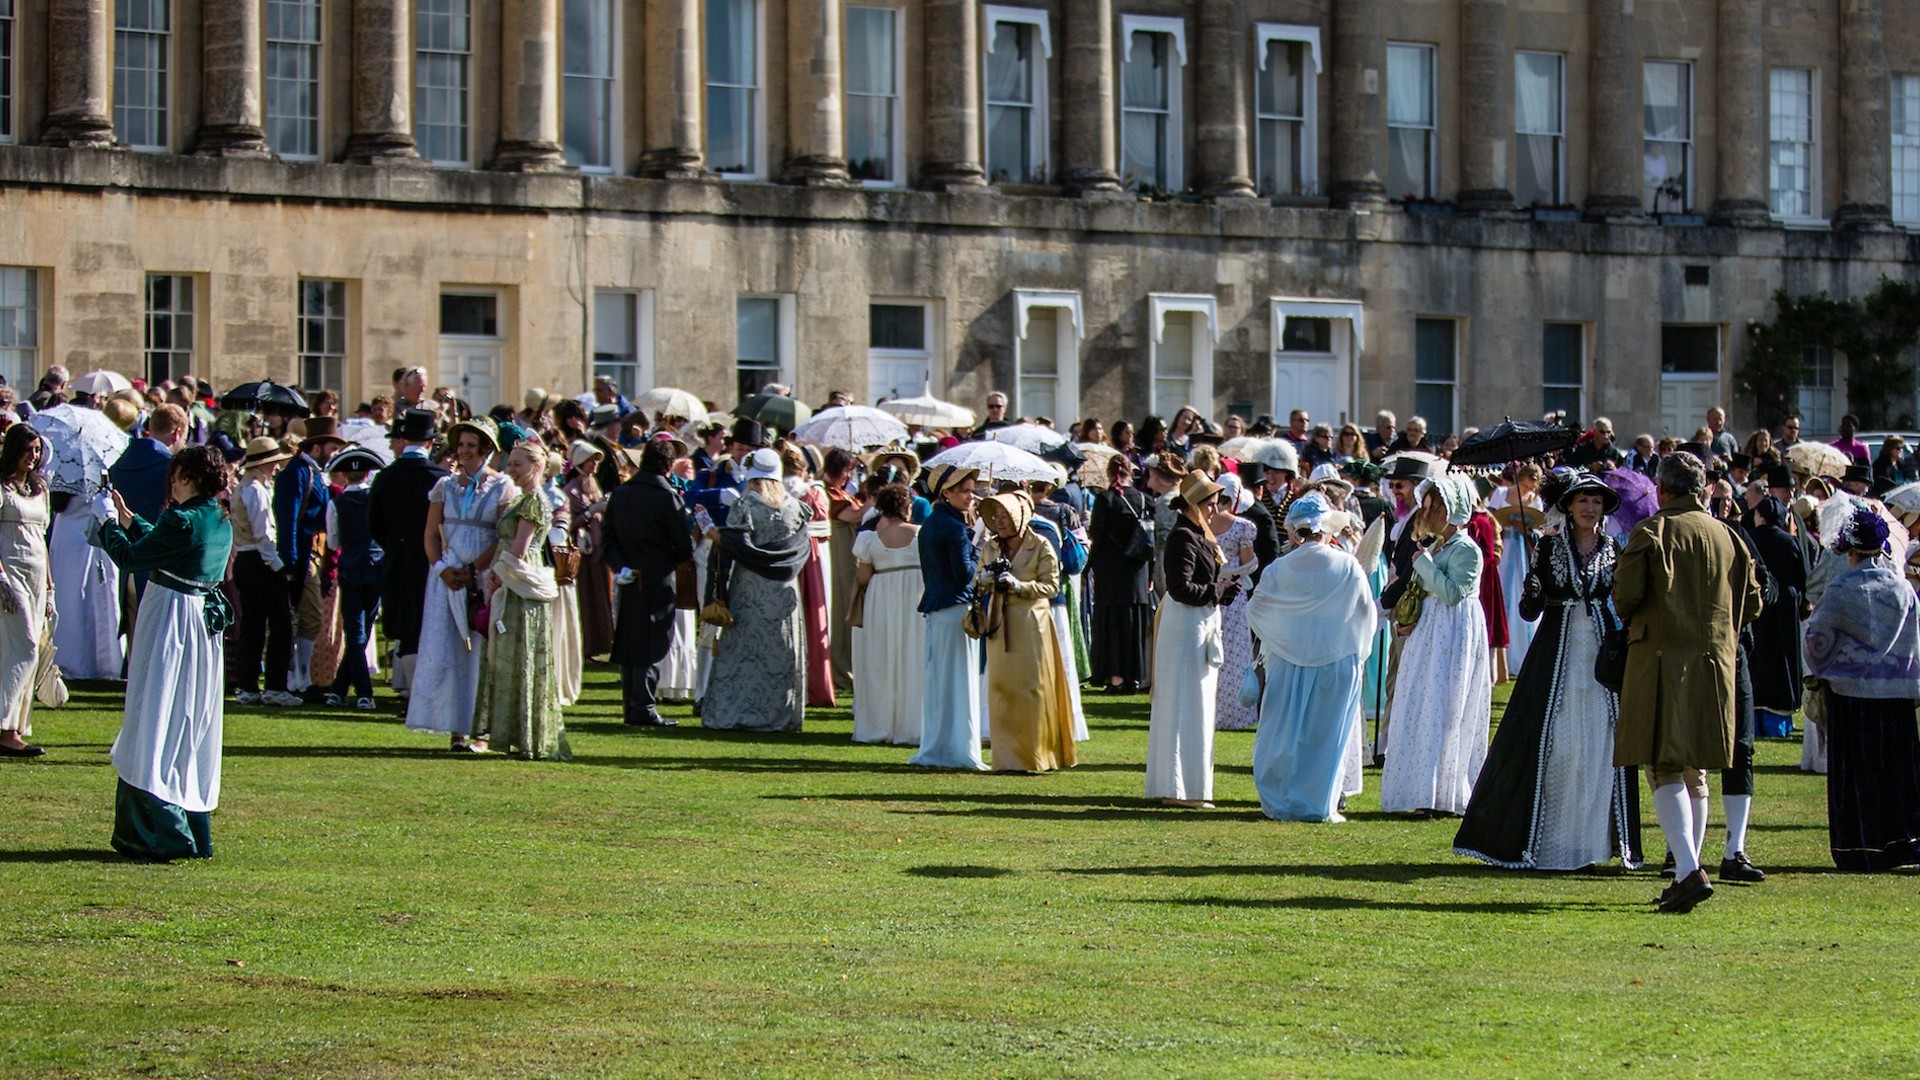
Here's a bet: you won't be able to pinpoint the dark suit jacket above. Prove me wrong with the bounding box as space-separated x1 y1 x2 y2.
367 451 449 652
1379 511 1422 610
601 473 693 668
109 437 173 525
1240 497 1280 586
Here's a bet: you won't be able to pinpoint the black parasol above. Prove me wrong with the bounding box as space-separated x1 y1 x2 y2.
220 379 312 418
1448 417 1579 467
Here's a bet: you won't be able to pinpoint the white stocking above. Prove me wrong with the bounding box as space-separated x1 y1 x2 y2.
1652 784 1699 879
1723 794 1752 857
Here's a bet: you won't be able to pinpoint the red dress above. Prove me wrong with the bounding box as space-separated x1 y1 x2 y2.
797 483 837 708
1466 511 1509 649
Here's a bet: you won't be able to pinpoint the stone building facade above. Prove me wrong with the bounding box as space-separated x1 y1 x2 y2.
0 0 1916 438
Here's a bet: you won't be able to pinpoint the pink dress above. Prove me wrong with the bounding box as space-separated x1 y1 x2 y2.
798 484 837 708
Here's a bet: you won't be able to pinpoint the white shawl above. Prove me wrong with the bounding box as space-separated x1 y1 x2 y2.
492 550 559 603
1245 541 1379 670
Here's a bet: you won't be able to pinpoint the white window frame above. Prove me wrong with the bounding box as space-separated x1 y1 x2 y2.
265 0 323 160
1011 288 1080 424
145 272 196 385
114 0 172 152
1541 321 1586 423
982 5 1051 184
438 288 503 340
706 0 767 181
414 0 472 167
867 298 935 365
1796 343 1835 437
563 0 619 173
1768 66 1821 225
1642 59 1693 213
1118 14 1185 193
1893 72 1920 226
734 293 796 398
1412 316 1459 438
0 266 39 390
1253 23 1321 197
1513 50 1566 206
592 288 656 397
1386 41 1436 199
296 279 349 395
1269 296 1361 426
1147 293 1217 419
0 0 16 144
844 5 905 188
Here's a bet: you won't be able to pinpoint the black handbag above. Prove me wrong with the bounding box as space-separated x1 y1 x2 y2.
1118 490 1154 563
1594 615 1629 694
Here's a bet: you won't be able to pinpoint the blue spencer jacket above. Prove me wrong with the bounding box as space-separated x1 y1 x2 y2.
917 500 978 614
273 451 330 582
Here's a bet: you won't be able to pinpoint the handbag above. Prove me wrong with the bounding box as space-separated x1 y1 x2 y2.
34 614 66 708
549 543 581 586
1237 662 1263 710
1390 578 1427 627
1594 615 1629 694
466 580 490 638
844 578 869 629
962 592 1001 640
1118 491 1154 563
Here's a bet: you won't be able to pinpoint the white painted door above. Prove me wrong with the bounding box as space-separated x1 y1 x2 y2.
1659 377 1718 441
868 356 930 405
440 341 503 414
1272 353 1346 428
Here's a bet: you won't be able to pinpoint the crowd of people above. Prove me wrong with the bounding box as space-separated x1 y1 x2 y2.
1 364 1916 908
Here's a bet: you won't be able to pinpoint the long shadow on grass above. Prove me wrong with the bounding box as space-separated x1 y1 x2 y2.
223 746 486 760
1138 895 1620 915
0 847 130 864
566 754 933 774
765 792 1270 820
1058 860 1593 884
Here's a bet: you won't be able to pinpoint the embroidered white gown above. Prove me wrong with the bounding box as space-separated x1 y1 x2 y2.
1380 532 1493 814
50 492 123 680
850 529 926 745
405 471 514 736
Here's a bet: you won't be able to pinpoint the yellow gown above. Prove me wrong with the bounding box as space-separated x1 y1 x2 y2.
977 530 1078 773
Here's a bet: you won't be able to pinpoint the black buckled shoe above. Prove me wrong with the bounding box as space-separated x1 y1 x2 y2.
1719 852 1767 883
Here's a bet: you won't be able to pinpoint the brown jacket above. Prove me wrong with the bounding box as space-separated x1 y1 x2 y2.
1612 496 1763 769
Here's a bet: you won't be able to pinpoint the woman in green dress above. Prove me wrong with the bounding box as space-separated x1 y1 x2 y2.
473 441 570 760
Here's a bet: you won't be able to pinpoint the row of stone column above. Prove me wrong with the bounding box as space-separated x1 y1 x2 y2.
27 0 1898 224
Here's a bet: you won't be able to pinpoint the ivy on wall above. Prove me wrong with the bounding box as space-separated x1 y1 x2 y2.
1738 278 1920 430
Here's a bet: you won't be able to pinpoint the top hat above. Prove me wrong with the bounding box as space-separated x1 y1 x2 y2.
1383 453 1441 482
588 404 622 429
1764 464 1794 489
1728 452 1753 471
298 416 350 452
1842 463 1873 487
390 407 439 443
728 417 767 448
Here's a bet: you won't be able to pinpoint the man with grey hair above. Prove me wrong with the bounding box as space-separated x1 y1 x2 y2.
1613 451 1762 913
1365 410 1397 460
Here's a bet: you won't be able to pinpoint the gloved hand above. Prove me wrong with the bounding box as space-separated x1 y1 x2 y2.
614 567 637 587
994 572 1017 593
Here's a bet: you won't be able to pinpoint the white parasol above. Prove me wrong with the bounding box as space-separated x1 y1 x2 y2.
1217 436 1267 459
634 387 709 423
30 403 129 497
985 423 1069 454
1787 441 1851 480
879 390 976 430
1881 481 1920 519
336 416 396 464
922 441 1057 485
71 370 134 397
791 405 910 451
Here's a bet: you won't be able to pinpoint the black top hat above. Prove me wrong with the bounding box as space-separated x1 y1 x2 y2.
1728 452 1752 471
1764 464 1794 489
727 417 766 447
1843 463 1873 486
1384 454 1437 482
389 407 438 443
588 403 622 429
1188 431 1224 447
328 447 386 475
1674 442 1711 464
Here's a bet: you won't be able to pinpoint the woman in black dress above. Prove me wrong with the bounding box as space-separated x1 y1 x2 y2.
1089 456 1152 692
1744 495 1806 734
1455 473 1643 870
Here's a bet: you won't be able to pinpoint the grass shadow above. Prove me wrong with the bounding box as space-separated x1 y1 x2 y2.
223 746 484 761
1136 895 1623 915
1056 860 1574 885
902 864 1013 879
763 791 1271 821
0 847 132 864
566 754 933 774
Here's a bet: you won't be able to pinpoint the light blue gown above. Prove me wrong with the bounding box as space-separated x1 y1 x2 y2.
909 607 988 770
1253 654 1367 821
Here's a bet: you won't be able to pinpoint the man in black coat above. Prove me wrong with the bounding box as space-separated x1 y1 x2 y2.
367 408 448 700
1235 460 1280 585
602 436 694 726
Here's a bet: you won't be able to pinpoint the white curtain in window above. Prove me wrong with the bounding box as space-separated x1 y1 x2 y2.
985 23 1029 103
1121 33 1164 186
1386 46 1427 126
1515 54 1559 202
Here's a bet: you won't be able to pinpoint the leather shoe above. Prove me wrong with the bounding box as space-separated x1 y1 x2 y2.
0 742 45 757
1719 851 1767 883
1659 868 1715 913
626 708 677 727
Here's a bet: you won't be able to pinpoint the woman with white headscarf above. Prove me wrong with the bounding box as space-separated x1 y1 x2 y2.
1379 472 1493 817
1145 472 1242 807
1247 493 1378 821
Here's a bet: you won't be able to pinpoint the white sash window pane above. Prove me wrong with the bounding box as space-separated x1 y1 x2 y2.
985 22 1036 182
845 6 898 183
1893 74 1920 223
1387 43 1434 198
1768 68 1814 218
1154 311 1193 417
0 267 38 389
415 0 471 164
1797 345 1833 435
1120 31 1169 191
1514 52 1564 206
593 291 641 396
145 274 195 385
1256 38 1306 196
266 0 321 159
706 0 759 175
298 280 348 394
1642 61 1692 212
1019 307 1058 419
1541 322 1582 419
114 0 170 151
1413 317 1455 436
563 0 615 169
736 296 780 399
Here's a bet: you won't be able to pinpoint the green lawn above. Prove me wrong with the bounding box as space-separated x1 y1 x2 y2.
4 669 1917 1078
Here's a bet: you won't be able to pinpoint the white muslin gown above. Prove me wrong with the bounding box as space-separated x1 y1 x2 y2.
50 492 124 680
1145 597 1224 802
405 471 513 735
850 529 926 745
0 485 50 732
